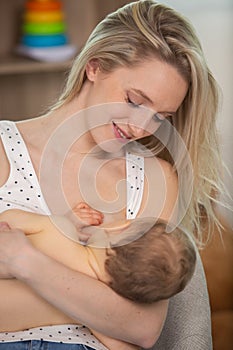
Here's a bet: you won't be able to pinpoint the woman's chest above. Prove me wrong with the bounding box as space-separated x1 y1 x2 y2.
61 155 127 218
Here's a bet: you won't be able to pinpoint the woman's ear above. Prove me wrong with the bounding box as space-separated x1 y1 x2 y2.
86 59 100 82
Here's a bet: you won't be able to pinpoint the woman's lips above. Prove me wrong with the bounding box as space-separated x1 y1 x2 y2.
112 121 131 141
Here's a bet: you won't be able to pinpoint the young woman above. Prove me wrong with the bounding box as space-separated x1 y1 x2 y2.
0 0 224 349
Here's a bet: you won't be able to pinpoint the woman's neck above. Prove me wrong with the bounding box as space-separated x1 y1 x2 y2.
17 89 98 156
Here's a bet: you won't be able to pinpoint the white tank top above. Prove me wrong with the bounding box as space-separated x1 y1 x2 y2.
0 120 50 215
0 120 144 347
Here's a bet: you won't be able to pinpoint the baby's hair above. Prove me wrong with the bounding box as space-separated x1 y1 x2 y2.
105 221 196 303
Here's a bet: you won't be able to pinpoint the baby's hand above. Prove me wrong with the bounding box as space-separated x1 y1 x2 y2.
68 202 104 244
72 202 104 226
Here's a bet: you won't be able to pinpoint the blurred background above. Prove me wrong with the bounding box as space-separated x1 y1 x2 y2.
0 1 232 349
158 0 233 228
0 0 131 120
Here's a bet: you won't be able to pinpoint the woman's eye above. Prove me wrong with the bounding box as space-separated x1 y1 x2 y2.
127 96 141 108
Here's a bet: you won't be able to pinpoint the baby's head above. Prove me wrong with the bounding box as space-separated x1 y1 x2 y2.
105 220 196 303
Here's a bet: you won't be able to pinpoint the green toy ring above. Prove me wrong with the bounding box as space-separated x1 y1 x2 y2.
23 22 66 35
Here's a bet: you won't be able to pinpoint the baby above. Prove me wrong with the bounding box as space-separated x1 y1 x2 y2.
0 206 196 349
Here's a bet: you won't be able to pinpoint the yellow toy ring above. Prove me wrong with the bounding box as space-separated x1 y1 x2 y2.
24 11 63 23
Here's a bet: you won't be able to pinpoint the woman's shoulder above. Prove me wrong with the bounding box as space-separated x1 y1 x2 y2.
16 117 49 166
141 157 178 222
145 156 177 180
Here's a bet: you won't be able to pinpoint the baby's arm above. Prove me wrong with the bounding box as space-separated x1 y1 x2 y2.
0 209 84 332
0 209 49 236
0 202 104 243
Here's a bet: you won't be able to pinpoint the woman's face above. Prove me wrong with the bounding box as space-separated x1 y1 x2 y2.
83 57 188 152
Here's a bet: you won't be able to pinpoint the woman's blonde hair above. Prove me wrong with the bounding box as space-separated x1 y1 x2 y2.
52 0 226 246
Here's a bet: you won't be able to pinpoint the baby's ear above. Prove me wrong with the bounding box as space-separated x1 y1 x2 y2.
0 210 45 235
0 221 10 230
86 59 100 82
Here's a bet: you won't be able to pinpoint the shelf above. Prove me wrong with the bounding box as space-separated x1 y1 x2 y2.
0 55 73 75
0 0 131 119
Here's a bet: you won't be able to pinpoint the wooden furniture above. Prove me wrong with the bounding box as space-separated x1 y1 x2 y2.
200 218 233 350
0 0 130 121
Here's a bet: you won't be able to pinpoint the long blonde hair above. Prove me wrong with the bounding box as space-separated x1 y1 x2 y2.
52 0 226 247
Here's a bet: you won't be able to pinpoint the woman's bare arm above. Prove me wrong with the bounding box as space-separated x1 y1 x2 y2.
0 232 167 349
0 219 167 348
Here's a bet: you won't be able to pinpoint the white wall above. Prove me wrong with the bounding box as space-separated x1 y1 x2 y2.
159 0 233 226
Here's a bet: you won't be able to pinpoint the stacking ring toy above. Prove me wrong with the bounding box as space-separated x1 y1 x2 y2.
25 1 62 12
22 34 68 47
23 22 65 35
24 11 63 23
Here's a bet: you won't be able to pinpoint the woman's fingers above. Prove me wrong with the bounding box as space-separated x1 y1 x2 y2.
0 227 32 278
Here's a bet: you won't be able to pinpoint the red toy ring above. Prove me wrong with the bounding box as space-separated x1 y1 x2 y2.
25 1 62 12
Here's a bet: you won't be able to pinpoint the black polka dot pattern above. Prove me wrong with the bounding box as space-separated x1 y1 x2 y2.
0 121 108 349
126 151 144 219
0 121 50 215
0 325 108 349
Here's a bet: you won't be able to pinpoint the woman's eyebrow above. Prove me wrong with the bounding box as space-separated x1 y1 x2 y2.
132 88 176 116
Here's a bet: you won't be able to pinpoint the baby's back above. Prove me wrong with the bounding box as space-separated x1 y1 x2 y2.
0 210 139 350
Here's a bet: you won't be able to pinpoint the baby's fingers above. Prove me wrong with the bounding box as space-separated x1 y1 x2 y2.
78 212 103 226
75 203 103 217
73 207 103 224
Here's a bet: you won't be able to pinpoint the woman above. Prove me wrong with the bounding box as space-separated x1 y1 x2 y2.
0 0 224 349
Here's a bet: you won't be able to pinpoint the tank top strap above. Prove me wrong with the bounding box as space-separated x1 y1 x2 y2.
0 120 36 168
0 120 23 161
0 120 50 214
126 151 144 219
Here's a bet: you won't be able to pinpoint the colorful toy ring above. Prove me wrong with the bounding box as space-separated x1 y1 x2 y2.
23 22 66 35
25 1 62 12
24 11 63 23
22 34 68 47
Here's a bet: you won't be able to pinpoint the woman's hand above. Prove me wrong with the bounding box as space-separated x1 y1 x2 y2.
0 222 12 278
0 222 35 279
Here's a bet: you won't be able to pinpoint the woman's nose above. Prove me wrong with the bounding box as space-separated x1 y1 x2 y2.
128 123 147 138
128 107 153 138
